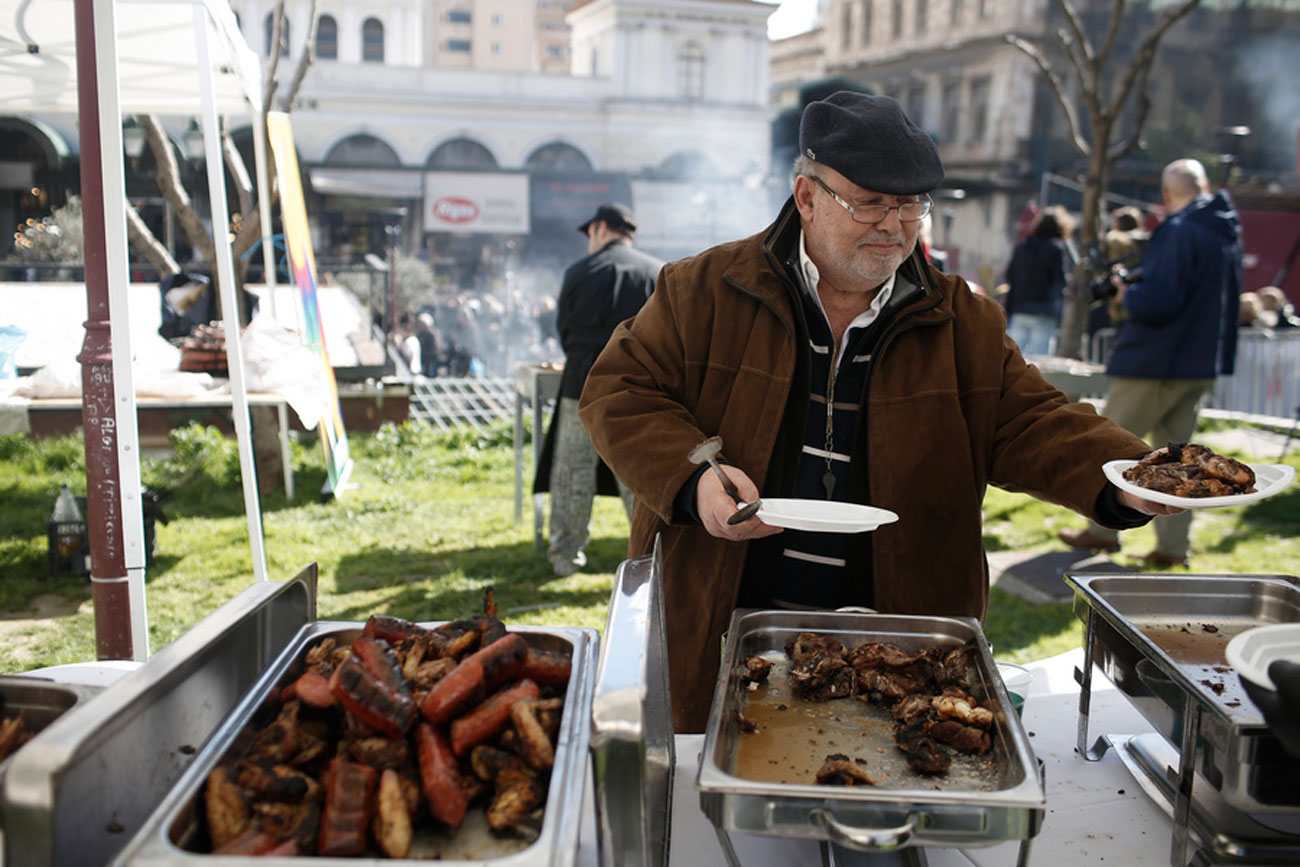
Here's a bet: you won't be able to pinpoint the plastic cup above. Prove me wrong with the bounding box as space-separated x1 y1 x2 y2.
996 661 1033 718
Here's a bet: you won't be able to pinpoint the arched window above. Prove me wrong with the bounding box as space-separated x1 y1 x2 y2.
325 134 401 167
677 41 705 101
264 12 290 57
659 149 716 180
426 138 498 170
363 18 385 63
524 142 592 172
317 15 338 60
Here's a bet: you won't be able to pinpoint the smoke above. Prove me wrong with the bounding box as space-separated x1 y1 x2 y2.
1231 31 1300 175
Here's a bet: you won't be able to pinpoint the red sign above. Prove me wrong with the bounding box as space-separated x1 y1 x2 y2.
432 197 479 224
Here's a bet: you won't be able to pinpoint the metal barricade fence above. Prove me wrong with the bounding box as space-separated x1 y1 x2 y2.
1086 327 1300 421
408 377 515 429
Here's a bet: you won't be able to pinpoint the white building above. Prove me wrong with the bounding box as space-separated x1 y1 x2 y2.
5 0 777 289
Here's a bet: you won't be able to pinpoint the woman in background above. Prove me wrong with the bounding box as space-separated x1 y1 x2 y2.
1003 205 1076 356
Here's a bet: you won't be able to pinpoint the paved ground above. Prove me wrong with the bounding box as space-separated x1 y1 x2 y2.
988 425 1298 605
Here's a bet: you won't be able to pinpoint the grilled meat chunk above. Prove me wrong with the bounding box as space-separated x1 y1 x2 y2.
925 719 992 755
372 767 413 859
204 766 250 850
815 754 882 786
1123 442 1256 497
785 632 847 664
894 720 951 775
932 688 994 728
889 693 935 724
740 655 773 684
0 711 34 762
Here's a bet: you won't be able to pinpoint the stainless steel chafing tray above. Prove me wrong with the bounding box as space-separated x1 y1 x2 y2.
1067 573 1300 814
0 676 102 831
590 536 674 867
2 564 316 867
1068 573 1300 867
113 618 598 866
697 610 1045 860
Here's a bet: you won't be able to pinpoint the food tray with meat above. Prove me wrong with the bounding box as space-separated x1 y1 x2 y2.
0 676 102 830
114 616 596 866
1067 572 1300 815
697 609 1045 853
4 566 316 867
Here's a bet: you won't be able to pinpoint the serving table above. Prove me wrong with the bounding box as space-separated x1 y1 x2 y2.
3 647 1208 865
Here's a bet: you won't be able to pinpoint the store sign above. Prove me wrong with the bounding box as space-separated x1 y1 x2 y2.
423 172 529 234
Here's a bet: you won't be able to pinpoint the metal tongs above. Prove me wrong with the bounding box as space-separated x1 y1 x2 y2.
688 436 761 525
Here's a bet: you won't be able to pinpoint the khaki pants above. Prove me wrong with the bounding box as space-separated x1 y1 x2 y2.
1085 376 1214 558
548 397 634 572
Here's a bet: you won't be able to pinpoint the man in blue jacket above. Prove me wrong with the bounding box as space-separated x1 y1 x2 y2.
1060 158 1242 565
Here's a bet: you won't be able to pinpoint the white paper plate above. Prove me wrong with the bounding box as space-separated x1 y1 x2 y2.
755 499 899 533
1103 459 1295 509
1225 624 1300 691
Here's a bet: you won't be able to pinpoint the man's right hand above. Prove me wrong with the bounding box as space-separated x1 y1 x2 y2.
695 464 784 542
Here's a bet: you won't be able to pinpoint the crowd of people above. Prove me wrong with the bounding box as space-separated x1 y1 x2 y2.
389 289 560 379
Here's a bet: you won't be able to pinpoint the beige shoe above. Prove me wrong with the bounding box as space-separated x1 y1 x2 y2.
1057 528 1120 553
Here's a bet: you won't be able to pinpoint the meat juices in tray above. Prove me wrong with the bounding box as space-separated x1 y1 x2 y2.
195 610 572 859
1123 442 1256 498
735 631 999 787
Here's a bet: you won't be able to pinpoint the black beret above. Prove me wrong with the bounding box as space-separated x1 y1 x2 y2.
799 91 944 195
578 202 637 234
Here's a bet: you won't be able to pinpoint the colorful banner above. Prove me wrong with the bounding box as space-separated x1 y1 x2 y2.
267 112 353 497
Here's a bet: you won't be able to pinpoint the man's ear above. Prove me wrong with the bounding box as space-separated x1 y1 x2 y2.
793 175 817 222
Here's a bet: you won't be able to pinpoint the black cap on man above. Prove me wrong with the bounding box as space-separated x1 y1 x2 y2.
799 91 945 194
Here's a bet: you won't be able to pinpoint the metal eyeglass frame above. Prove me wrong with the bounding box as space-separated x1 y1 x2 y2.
808 174 932 224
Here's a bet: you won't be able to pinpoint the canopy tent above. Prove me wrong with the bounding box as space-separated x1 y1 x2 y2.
0 0 259 116
0 0 277 661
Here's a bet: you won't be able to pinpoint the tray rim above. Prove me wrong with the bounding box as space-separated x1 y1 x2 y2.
113 620 599 867
695 609 1047 813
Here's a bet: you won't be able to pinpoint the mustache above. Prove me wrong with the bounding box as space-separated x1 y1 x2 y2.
856 232 905 247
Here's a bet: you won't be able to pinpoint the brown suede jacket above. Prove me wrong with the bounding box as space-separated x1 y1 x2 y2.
579 199 1151 732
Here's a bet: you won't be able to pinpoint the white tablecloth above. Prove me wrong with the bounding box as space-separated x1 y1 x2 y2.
574 648 1177 866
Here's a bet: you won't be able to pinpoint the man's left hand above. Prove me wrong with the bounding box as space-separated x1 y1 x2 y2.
1117 488 1184 516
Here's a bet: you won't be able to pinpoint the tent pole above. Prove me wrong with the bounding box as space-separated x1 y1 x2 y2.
194 3 269 582
75 0 149 659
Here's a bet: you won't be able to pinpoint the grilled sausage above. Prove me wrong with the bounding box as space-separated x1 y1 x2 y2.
363 614 431 644
415 722 468 828
519 648 572 687
328 655 417 739
419 633 528 725
450 679 541 757
282 670 335 708
350 635 410 696
316 758 377 857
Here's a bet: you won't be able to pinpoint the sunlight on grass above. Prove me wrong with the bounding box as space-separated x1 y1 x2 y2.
1 419 1296 675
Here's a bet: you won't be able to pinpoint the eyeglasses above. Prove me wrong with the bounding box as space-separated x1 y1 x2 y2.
808 175 932 224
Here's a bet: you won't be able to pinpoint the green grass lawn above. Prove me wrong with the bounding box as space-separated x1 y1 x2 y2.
1 418 1296 673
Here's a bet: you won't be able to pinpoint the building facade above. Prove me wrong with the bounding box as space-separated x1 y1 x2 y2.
5 0 776 296
771 0 1300 290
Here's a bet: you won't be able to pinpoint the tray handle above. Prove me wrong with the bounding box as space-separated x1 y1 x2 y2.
809 807 916 851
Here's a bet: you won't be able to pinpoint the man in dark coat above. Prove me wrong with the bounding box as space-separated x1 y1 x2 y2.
536 203 662 577
1060 158 1243 566
579 93 1175 731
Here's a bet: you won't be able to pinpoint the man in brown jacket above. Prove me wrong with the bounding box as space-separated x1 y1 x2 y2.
578 92 1177 732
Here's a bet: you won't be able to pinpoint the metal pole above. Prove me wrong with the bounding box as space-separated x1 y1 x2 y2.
74 0 133 659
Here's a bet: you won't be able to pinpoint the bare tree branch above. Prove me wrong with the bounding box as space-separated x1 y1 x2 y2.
1095 0 1128 70
1105 0 1201 122
1051 0 1094 68
280 0 320 112
262 6 286 113
125 203 180 276
137 114 217 275
1006 35 1091 157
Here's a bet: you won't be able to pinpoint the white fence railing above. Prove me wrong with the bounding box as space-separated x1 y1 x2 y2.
1088 328 1300 422
408 377 515 430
